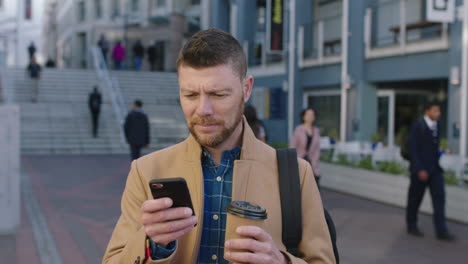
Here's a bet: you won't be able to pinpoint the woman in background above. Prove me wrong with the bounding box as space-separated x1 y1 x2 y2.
244 105 267 143
290 108 321 186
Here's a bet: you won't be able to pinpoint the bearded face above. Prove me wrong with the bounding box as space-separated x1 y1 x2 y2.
187 99 244 148
178 64 249 149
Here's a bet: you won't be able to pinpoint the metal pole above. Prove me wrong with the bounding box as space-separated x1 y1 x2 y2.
460 0 468 158
124 0 129 66
288 0 296 140
340 0 349 142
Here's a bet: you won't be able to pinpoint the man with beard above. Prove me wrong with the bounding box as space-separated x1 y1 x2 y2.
103 28 334 264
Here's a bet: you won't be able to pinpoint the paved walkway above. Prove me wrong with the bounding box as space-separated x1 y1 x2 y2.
0 155 467 264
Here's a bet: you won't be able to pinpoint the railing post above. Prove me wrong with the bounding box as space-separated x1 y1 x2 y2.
399 0 406 50
298 25 304 68
364 8 372 57
442 22 449 41
318 20 324 64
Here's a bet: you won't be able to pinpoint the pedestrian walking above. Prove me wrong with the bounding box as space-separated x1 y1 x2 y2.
147 42 158 71
290 108 322 187
27 56 41 103
112 41 126 70
103 28 334 264
244 105 267 142
28 41 36 60
97 34 110 65
406 102 455 241
132 40 145 71
88 86 102 138
124 100 150 160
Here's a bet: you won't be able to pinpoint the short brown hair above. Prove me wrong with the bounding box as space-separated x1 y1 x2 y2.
176 28 247 79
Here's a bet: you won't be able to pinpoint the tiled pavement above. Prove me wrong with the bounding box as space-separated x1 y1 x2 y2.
0 154 467 264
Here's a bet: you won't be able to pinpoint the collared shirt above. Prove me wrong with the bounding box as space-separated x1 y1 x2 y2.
424 115 438 137
197 146 241 264
424 115 437 131
150 146 240 262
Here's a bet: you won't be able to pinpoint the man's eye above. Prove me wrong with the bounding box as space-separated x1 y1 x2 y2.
184 94 197 98
213 94 226 98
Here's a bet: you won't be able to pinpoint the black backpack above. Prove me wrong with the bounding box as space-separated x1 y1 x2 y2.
277 148 339 263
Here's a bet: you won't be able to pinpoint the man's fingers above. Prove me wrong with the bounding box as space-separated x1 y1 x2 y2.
224 251 272 264
141 206 193 225
141 198 173 213
150 225 195 245
146 216 197 235
224 238 269 253
235 226 272 242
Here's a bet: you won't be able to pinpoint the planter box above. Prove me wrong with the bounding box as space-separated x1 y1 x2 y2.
0 105 20 234
321 162 468 224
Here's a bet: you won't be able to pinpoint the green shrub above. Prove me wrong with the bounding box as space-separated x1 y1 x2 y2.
357 156 373 170
270 142 289 149
335 153 354 166
328 129 339 141
370 133 381 143
376 161 406 175
320 149 334 163
444 170 459 185
440 138 448 152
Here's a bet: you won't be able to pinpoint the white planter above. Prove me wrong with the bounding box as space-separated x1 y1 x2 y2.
0 105 20 234
321 162 468 224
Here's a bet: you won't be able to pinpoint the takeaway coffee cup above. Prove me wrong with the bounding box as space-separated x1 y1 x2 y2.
224 201 268 254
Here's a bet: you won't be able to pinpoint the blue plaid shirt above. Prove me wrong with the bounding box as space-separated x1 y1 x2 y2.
150 146 241 263
197 146 240 264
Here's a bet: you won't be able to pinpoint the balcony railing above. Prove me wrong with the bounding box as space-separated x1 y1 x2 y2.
364 0 449 59
299 13 343 68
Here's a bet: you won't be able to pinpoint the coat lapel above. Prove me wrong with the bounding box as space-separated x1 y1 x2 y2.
232 118 263 201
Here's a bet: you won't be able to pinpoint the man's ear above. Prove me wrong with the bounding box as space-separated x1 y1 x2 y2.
243 76 254 103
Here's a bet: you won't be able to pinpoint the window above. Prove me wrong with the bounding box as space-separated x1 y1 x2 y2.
131 0 139 12
112 0 120 17
155 0 166 8
78 0 85 22
25 0 32 20
95 0 102 19
191 0 201 5
307 94 341 138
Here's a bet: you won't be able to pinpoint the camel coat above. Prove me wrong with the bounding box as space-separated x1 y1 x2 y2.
102 119 335 264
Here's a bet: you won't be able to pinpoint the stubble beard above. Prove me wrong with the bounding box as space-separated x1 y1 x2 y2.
188 101 244 148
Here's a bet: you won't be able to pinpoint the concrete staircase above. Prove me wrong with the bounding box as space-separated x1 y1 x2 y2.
5 68 187 154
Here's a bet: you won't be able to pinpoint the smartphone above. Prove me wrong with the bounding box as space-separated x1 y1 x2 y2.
149 177 195 216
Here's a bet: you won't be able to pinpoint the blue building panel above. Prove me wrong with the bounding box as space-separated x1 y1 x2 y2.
300 64 341 88
366 51 450 82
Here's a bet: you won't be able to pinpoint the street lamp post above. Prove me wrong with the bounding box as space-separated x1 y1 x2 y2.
460 0 468 158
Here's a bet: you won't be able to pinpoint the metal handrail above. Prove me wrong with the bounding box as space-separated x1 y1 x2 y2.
91 46 127 145
0 67 14 104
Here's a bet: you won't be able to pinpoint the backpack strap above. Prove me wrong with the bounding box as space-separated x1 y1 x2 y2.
276 148 303 257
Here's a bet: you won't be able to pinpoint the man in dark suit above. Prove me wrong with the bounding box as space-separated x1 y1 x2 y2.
406 102 455 241
124 100 150 160
88 86 102 137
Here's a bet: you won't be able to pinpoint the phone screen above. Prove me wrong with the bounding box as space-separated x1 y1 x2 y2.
149 177 195 216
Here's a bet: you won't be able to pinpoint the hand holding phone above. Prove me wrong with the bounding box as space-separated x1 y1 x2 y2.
141 178 197 247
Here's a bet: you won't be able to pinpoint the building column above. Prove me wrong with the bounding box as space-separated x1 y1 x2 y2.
235 0 256 65
347 0 377 142
447 1 464 153
211 0 230 32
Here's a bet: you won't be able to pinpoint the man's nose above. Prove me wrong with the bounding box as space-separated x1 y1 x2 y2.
195 96 214 116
